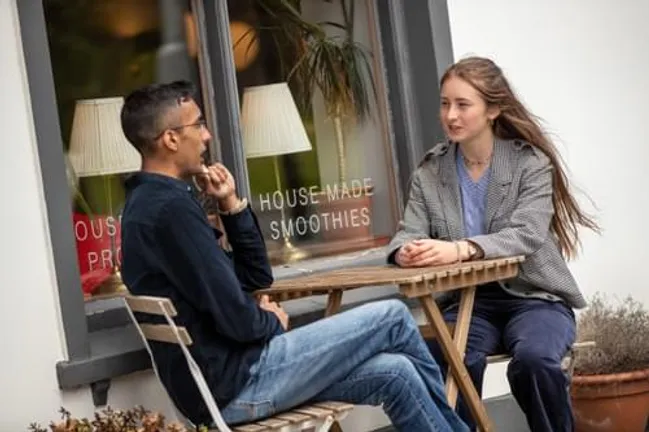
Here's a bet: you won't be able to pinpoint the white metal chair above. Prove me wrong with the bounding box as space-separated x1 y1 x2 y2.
124 295 353 432
486 340 596 377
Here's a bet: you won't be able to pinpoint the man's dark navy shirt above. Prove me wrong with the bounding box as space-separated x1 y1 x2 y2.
121 172 282 425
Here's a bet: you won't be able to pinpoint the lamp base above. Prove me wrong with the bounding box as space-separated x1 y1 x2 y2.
278 237 309 263
96 267 128 296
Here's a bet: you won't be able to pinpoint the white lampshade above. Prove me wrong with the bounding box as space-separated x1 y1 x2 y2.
68 97 141 177
240 82 312 159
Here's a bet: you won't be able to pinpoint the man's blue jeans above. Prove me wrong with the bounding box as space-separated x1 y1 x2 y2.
221 299 468 431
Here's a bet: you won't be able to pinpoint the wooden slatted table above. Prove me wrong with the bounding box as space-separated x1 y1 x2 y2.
256 256 525 432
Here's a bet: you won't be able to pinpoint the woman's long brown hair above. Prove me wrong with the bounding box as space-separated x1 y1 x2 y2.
441 56 599 259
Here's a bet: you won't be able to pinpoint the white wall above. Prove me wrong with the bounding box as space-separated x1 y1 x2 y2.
0 1 174 429
447 0 649 396
0 0 69 426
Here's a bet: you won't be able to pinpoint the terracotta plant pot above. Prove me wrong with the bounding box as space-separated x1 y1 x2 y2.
571 368 649 432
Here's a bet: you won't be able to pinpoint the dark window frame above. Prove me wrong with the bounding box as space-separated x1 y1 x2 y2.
17 0 453 404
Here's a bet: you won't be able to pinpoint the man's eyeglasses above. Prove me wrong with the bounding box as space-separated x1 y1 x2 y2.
155 119 207 140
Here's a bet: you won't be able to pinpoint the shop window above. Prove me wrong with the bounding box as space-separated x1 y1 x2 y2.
44 0 211 299
228 0 398 265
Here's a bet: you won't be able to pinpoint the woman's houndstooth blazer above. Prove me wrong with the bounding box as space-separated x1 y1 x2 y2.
387 138 586 309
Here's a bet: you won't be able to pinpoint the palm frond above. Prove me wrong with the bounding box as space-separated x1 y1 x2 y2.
318 21 346 31
252 0 376 123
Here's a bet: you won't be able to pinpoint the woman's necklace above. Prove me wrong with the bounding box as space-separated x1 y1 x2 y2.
462 152 492 167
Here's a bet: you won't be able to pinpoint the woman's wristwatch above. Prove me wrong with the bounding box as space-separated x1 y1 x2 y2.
466 241 482 260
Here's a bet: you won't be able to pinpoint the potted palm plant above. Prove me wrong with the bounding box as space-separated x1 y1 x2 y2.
287 0 375 186
248 0 376 183
288 0 376 242
571 293 649 432
244 0 378 242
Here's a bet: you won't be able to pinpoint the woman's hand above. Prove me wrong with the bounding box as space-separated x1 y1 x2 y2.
396 239 463 267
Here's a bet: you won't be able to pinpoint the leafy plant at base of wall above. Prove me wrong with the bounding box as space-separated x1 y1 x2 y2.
28 407 209 432
574 293 649 375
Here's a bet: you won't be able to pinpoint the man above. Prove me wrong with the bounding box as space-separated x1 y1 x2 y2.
119 80 467 431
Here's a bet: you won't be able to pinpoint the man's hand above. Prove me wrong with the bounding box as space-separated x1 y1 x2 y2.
196 163 240 211
259 295 289 330
395 239 466 267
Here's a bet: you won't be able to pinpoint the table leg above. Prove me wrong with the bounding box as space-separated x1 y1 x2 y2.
325 290 345 431
325 290 343 317
445 286 476 408
420 295 493 431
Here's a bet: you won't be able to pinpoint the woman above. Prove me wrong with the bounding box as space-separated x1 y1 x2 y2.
387 56 599 432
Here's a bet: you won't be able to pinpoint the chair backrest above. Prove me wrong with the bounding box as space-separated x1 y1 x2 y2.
123 295 232 432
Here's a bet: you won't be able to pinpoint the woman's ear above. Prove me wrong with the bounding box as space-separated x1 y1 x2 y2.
487 104 501 122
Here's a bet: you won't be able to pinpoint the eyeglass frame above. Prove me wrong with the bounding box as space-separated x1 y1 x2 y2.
154 119 207 141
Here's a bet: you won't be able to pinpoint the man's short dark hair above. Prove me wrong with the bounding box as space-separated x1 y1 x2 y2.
121 80 196 155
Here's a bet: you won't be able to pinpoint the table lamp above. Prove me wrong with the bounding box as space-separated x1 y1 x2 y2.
240 82 313 262
68 97 141 295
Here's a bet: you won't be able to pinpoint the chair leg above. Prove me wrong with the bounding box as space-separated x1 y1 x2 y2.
567 348 576 377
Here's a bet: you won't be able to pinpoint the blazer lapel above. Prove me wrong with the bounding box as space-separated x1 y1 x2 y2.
438 143 465 239
484 138 514 231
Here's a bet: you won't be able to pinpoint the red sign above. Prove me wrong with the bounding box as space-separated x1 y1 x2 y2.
72 212 122 295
